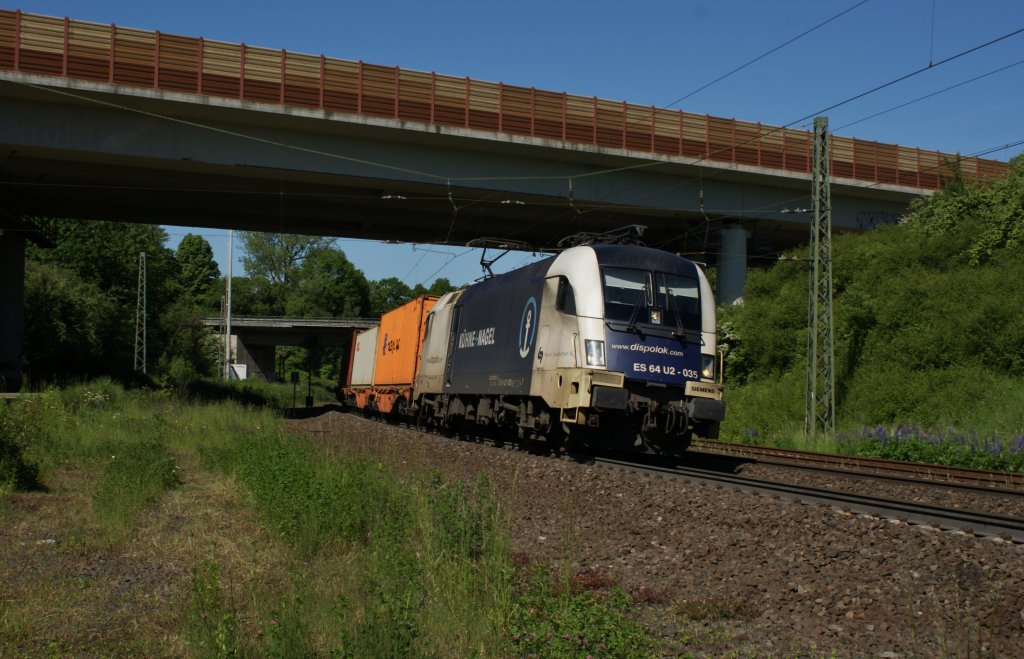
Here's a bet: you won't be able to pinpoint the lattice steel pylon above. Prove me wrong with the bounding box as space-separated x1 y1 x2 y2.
134 251 147 374
805 117 835 437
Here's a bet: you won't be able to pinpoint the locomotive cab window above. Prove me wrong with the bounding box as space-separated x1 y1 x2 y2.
602 267 651 324
656 273 700 329
555 276 577 315
603 267 700 329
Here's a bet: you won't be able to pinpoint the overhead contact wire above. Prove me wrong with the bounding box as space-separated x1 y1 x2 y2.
663 0 872 109
833 57 1024 132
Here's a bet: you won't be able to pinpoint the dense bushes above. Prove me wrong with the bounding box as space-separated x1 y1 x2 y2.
721 155 1024 444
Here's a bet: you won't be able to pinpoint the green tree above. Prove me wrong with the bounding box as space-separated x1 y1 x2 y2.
226 275 287 316
236 232 336 317
369 277 414 316
286 248 371 318
239 232 335 285
427 277 460 296
25 219 179 381
30 219 178 303
21 262 116 382
225 276 262 315
156 297 221 379
369 277 460 316
176 233 220 304
903 153 1024 265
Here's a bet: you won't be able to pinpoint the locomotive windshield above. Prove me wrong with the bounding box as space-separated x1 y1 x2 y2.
602 267 700 330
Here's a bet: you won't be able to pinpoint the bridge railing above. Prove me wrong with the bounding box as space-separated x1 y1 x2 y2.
202 316 379 328
0 10 1006 190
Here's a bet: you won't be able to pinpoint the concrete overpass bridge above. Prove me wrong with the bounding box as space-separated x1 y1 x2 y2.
201 316 377 381
0 10 1007 391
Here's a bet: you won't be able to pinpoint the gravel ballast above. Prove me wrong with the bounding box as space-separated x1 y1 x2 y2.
293 410 1024 657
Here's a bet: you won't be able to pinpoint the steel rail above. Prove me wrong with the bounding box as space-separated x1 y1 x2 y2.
595 456 1024 544
322 411 1024 541
692 439 1024 492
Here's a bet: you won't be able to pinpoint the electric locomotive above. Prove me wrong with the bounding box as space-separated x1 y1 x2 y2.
346 233 725 455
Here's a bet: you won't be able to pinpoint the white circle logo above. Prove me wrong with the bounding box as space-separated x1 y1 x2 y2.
518 297 537 358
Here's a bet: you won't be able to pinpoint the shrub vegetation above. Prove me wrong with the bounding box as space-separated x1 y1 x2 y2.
719 155 1024 466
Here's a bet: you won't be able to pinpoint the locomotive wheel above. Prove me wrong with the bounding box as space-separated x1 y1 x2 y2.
676 429 694 453
547 429 565 456
516 426 533 451
414 406 433 431
493 420 516 448
443 415 464 437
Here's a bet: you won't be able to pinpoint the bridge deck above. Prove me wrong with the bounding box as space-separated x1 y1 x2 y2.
0 9 1005 192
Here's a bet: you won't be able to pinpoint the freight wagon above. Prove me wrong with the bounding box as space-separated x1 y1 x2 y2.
344 296 436 413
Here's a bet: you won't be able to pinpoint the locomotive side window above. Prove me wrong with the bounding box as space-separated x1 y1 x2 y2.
657 273 700 328
602 267 649 323
555 276 577 315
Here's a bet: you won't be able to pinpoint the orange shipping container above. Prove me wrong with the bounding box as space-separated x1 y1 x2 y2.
372 295 437 386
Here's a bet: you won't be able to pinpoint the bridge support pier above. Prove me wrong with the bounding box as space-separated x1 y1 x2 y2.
0 229 26 392
234 337 276 381
718 224 750 305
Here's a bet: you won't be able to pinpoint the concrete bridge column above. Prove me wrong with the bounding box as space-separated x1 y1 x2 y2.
233 336 276 381
718 224 750 305
0 229 25 392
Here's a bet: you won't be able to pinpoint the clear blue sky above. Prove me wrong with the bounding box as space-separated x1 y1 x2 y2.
13 1 1024 287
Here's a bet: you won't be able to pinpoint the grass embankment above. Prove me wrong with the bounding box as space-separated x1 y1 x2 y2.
1 381 654 656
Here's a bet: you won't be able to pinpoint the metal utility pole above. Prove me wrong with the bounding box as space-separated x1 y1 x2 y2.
134 252 147 373
224 229 233 379
805 116 835 437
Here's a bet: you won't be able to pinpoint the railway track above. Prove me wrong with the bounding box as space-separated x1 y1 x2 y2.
327 409 1024 542
596 455 1024 545
691 438 1024 492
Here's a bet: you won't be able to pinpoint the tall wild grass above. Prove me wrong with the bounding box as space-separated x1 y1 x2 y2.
2 379 657 656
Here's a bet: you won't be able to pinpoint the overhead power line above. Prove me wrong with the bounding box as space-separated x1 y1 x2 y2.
553 24 1024 221
833 57 1024 132
417 248 474 285
462 22 1024 195
664 0 871 109
968 138 1024 158
790 25 1024 128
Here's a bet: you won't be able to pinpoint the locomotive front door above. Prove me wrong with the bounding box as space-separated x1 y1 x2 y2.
443 305 462 388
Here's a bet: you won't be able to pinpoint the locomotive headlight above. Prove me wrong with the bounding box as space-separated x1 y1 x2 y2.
585 340 606 367
701 355 715 379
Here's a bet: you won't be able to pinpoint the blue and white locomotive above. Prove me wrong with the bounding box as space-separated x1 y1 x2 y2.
411 237 725 453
